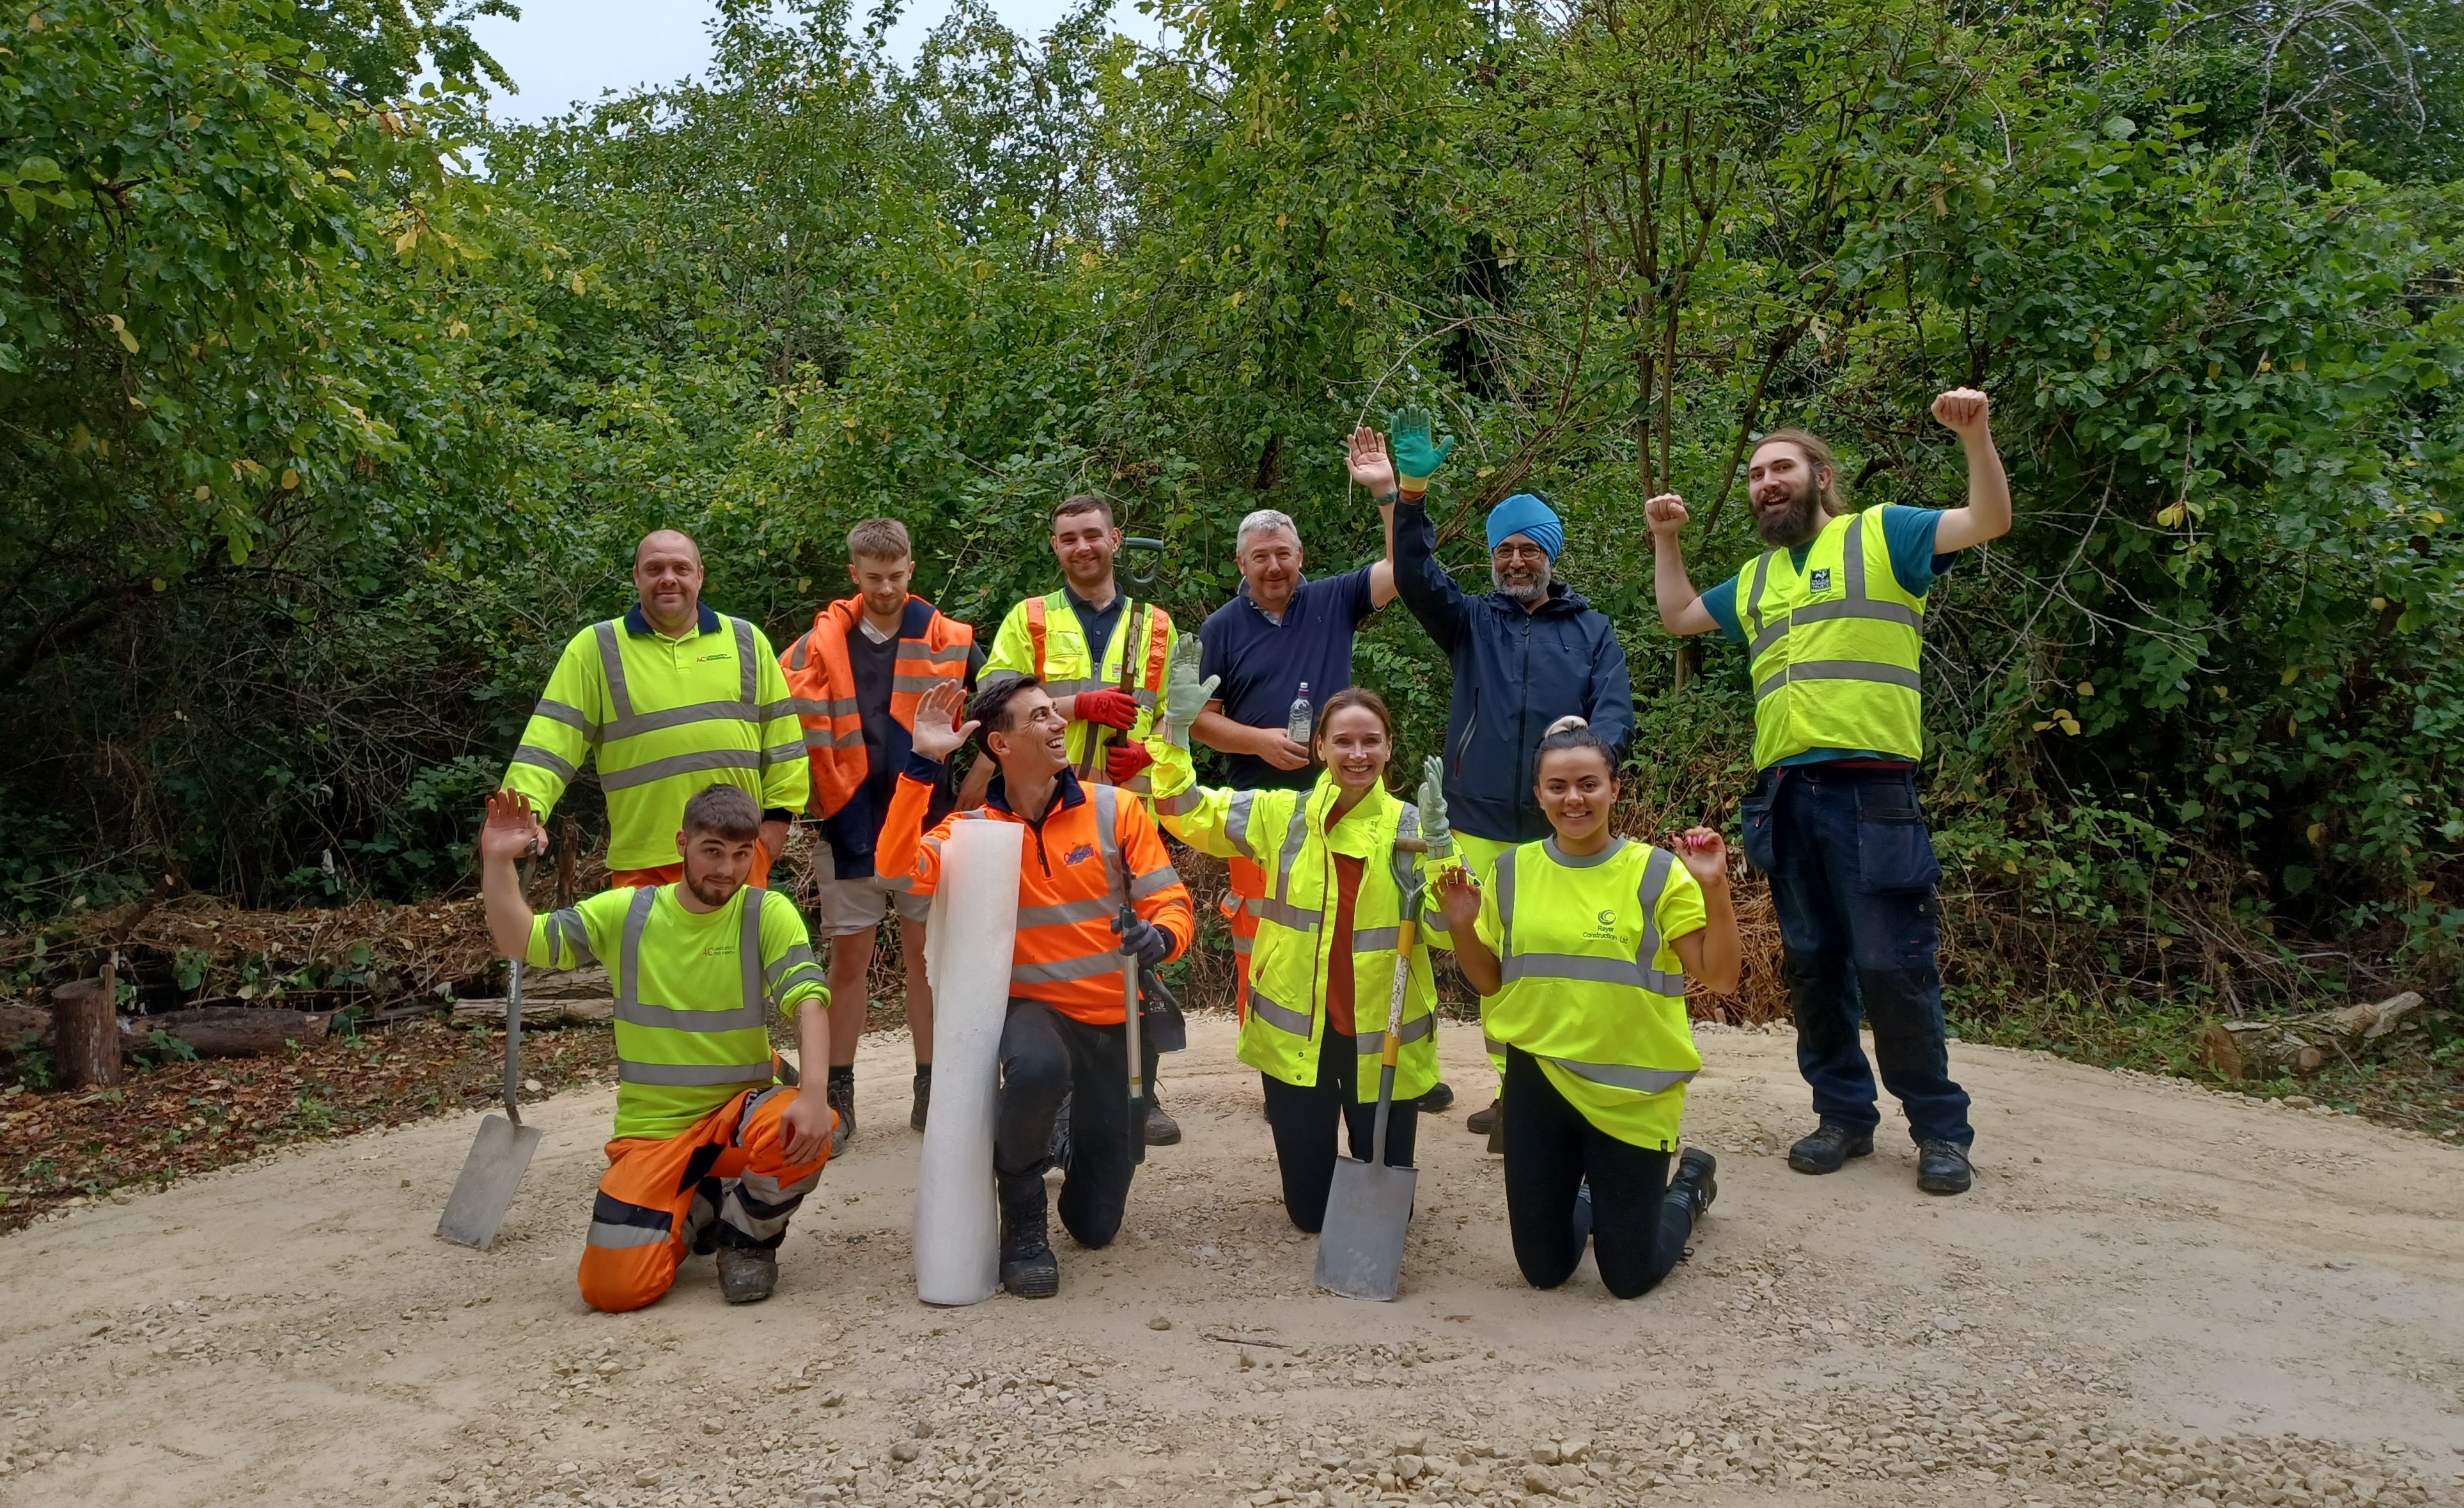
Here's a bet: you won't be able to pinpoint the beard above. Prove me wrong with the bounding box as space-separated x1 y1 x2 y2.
1752 477 1825 547
1490 558 1553 604
682 865 742 909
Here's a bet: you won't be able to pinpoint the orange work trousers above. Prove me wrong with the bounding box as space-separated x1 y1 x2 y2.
609 836 775 892
1223 855 1264 1021
578 1081 828 1313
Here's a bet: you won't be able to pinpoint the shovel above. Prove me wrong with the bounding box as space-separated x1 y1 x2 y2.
1315 902 1421 1301
1119 906 1148 1165
437 863 544 1251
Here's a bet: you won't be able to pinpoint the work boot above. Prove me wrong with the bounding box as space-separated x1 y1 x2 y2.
1672 1147 1720 1220
998 1177 1058 1299
1787 1120 1873 1175
1143 1088 1181 1147
716 1246 778 1304
909 1067 932 1133
1916 1139 1973 1195
1570 1179 1594 1252
1415 1080 1456 1114
1465 1097 1500 1137
825 1070 855 1156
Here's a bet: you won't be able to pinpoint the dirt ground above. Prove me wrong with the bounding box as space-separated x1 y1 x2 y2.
2 1016 2459 1508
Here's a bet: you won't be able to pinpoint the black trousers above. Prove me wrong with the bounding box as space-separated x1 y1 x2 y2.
1259 1028 1421 1233
1502 1046 1697 1299
994 998 1156 1250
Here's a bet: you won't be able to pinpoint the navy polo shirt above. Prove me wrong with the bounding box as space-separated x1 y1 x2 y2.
1198 565 1378 790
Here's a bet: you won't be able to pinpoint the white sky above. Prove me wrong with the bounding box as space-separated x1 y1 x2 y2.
466 0 1166 123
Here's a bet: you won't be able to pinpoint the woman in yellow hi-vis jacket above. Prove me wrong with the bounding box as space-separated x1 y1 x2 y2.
1150 675 1454 1232
1434 716 1742 1298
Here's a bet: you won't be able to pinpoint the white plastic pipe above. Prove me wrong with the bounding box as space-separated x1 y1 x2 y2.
912 817 1024 1305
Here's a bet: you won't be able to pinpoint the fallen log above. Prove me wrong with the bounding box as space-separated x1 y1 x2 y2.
2200 991 2426 1080
52 975 123 1088
120 1007 330 1058
450 996 614 1026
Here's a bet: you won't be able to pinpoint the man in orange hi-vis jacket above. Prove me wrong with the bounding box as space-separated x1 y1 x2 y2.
877 676 1194 1300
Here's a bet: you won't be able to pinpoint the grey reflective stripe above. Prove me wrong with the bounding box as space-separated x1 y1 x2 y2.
1352 925 1401 952
617 998 770 1032
978 667 1029 694
1017 897 1114 928
1356 1014 1436 1056
1495 847 1519 963
805 728 864 750
1501 952 1671 988
762 738 805 766
596 620 635 720
1225 790 1258 860
1133 687 1158 709
1389 806 1421 899
1151 785 1201 817
511 744 578 783
1749 617 1788 658
763 944 818 989
793 696 861 718
739 887 765 1020
530 698 598 739
1091 783 1123 900
547 908 595 968
620 1060 773 1087
603 699 767 741
1043 676 1104 696
1011 951 1128 986
1484 1034 1509 1059
1229 932 1253 955
586 1220 671 1250
1753 661 1924 701
902 643 972 670
1743 554 1771 637
1253 896 1323 930
733 618 757 703
1541 836 1626 868
1631 847 1685 996
618 885 659 1020
1247 987 1313 1036
1541 1056 1698 1094
787 629 813 672
1128 865 1181 900
600 747 763 790
1262 803 1309 924
756 698 797 721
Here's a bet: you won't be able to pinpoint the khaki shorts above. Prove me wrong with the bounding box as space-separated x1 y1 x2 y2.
809 838 932 938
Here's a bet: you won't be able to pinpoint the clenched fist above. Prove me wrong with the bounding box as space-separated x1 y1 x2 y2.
1646 492 1690 542
1931 387 1992 438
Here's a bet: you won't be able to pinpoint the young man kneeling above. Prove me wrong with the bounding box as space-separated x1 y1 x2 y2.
479 783 836 1310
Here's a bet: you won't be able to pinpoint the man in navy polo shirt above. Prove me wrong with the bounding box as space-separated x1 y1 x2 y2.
1192 425 1456 1115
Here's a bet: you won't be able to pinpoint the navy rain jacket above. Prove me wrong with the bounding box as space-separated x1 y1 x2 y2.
1394 501 1637 844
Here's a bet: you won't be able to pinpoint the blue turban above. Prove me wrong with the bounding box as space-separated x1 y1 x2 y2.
1485 492 1563 561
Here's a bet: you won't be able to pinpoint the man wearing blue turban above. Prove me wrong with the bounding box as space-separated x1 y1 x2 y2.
1384 409 1637 1138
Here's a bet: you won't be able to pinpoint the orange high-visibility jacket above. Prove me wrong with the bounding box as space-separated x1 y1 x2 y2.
780 595 974 820
877 762 1194 1025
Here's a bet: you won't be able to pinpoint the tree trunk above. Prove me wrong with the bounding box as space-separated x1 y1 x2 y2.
127 1007 329 1058
50 972 123 1088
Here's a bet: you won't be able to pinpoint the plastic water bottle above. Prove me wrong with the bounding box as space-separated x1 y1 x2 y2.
1286 681 1313 744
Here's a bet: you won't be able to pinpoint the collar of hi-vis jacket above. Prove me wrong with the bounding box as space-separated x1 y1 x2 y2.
816 593 940 647
624 601 724 638
986 766 1088 825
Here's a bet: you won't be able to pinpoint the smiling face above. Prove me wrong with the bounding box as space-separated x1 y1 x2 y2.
986 686 1071 781
1490 535 1552 604
634 531 705 631
848 552 914 624
1747 440 1828 547
675 824 758 909
1314 702 1392 793
1535 745 1618 844
1050 507 1119 596
1239 524 1304 613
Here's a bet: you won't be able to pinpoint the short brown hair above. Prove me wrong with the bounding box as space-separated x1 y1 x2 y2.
1313 687 1396 751
1753 428 1848 515
682 784 761 842
846 517 911 562
1053 494 1114 530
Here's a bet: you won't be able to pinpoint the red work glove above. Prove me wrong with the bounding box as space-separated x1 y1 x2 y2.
1106 744 1155 783
1073 687 1139 729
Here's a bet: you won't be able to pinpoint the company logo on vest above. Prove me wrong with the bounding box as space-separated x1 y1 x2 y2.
1586 907 1618 941
1808 567 1833 593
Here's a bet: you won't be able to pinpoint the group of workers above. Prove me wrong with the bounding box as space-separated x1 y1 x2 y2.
474 386 2013 1312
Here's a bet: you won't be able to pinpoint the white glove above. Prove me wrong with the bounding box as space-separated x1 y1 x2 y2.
1161 635 1219 751
1417 756 1453 858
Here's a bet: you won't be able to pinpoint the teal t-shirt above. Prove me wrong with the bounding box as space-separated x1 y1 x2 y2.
1701 506 1953 766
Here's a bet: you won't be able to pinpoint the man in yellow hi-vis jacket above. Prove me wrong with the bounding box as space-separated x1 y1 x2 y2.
501 530 808 888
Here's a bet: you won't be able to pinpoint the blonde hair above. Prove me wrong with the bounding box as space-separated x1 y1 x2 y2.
846 517 912 562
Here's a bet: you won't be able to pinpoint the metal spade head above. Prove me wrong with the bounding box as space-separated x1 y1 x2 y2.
1313 1154 1417 1301
435 1113 543 1251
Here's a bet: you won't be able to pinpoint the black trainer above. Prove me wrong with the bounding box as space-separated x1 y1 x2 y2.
1916 1139 1973 1195
997 1177 1058 1299
909 1067 931 1133
1673 1147 1719 1219
1788 1120 1874 1174
716 1246 778 1304
825 1071 855 1156
1570 1179 1594 1251
1142 1088 1181 1147
1415 1080 1456 1114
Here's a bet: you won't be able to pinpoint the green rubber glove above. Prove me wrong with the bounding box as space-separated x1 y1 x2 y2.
1388 405 1456 491
1416 755 1453 858
1161 634 1219 751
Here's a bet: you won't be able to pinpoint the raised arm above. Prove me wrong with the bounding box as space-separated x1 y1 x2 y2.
1647 493 1720 638
1669 829 1741 994
1347 425 1403 609
1927 388 2012 553
478 789 545 960
875 682 978 897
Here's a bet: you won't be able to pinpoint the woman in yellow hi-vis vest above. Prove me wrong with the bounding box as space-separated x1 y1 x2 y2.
1149 670 1455 1233
1435 717 1741 1298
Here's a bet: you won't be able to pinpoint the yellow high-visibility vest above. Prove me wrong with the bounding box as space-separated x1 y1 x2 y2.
1740 508 1926 769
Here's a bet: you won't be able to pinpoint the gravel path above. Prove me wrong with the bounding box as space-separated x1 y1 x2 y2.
1 1017 2458 1508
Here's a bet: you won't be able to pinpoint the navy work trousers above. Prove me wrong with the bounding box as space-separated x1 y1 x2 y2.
1740 764 1973 1147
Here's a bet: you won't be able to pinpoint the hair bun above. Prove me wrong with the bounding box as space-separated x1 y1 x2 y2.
1543 715 1589 737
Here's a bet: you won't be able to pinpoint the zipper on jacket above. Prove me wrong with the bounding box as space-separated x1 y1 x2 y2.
1451 690 1480 779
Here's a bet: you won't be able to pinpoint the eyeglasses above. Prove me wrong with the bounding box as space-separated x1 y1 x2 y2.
1492 543 1548 564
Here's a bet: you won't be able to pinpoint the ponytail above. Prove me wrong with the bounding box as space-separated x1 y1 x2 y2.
1534 716 1618 778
